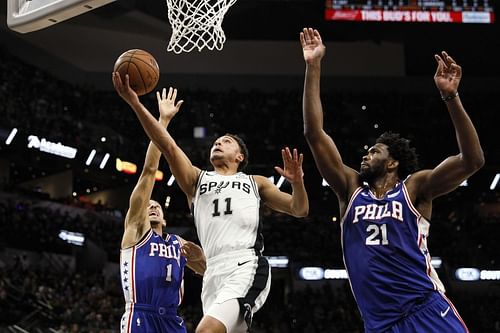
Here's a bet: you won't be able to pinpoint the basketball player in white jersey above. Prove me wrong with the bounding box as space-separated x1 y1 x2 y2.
113 72 309 333
120 87 206 333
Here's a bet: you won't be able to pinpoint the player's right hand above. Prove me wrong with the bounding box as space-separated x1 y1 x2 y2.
300 28 326 63
112 72 140 106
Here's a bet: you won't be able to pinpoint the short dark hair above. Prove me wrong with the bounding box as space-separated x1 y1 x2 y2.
225 133 249 171
376 131 419 179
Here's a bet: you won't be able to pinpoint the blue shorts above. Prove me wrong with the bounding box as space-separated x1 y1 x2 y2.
387 292 469 333
121 303 186 333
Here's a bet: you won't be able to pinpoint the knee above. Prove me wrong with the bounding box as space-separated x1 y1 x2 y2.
195 320 225 333
195 325 211 333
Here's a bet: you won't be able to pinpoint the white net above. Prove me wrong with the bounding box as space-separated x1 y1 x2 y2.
166 0 238 54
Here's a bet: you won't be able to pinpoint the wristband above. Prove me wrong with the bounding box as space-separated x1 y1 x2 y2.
441 91 459 102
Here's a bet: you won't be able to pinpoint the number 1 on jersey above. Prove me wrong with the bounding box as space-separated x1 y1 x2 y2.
212 198 233 217
165 263 172 282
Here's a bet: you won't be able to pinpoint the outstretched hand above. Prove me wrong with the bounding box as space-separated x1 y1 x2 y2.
274 147 304 185
181 241 204 262
157 87 184 124
112 72 140 106
300 28 325 63
434 51 462 97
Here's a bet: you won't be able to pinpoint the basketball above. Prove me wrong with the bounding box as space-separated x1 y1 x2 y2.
113 49 160 96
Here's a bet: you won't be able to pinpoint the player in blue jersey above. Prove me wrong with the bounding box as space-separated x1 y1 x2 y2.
120 87 206 333
113 72 308 333
300 28 484 332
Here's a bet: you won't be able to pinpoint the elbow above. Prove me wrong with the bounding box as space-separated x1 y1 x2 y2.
471 151 485 171
293 206 309 218
298 210 309 218
472 158 485 173
476 153 486 170
463 151 485 174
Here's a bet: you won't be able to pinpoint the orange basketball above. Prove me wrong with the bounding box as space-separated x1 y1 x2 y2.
113 49 160 96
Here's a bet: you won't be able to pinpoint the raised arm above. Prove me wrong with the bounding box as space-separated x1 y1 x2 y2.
415 51 484 199
112 73 200 200
301 28 358 205
256 147 308 218
121 101 172 249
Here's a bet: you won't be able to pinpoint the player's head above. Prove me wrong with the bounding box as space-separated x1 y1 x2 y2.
360 132 418 182
147 199 166 227
210 133 249 171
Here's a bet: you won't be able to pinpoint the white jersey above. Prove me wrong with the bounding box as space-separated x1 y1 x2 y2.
192 171 263 259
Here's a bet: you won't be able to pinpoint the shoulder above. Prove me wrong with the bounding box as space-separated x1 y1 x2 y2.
252 175 272 188
404 170 431 189
194 170 208 184
403 169 433 200
175 234 186 246
165 233 185 246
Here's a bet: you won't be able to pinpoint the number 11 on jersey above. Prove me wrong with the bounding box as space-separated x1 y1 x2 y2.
212 198 233 217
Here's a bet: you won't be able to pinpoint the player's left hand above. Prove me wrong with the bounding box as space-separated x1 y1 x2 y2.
112 72 140 106
274 147 304 185
157 87 184 124
434 51 462 97
181 241 204 262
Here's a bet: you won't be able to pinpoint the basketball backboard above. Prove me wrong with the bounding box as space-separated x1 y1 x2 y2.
7 0 116 33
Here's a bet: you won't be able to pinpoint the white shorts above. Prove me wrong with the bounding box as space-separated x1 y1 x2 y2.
206 299 247 333
202 249 271 331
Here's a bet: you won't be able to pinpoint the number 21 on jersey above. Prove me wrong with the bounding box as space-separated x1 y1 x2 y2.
366 223 389 245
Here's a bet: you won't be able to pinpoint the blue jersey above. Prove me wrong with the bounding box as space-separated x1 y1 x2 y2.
120 229 187 333
341 181 445 332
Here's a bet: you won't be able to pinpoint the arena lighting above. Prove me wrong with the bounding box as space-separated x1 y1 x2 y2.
193 126 206 139
299 267 324 281
455 268 500 281
115 158 137 175
58 230 85 246
27 135 77 159
167 175 176 186
276 176 285 189
431 257 442 269
455 268 480 281
480 270 500 281
324 269 349 280
265 256 289 268
5 128 18 145
155 170 164 181
490 173 500 190
299 257 443 281
85 149 96 166
99 153 110 169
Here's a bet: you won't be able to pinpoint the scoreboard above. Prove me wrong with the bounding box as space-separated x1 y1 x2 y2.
325 1 495 23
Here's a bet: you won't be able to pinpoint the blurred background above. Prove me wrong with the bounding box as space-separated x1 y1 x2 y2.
0 0 499 332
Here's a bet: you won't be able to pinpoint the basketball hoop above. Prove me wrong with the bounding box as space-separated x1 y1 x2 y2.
166 0 237 54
